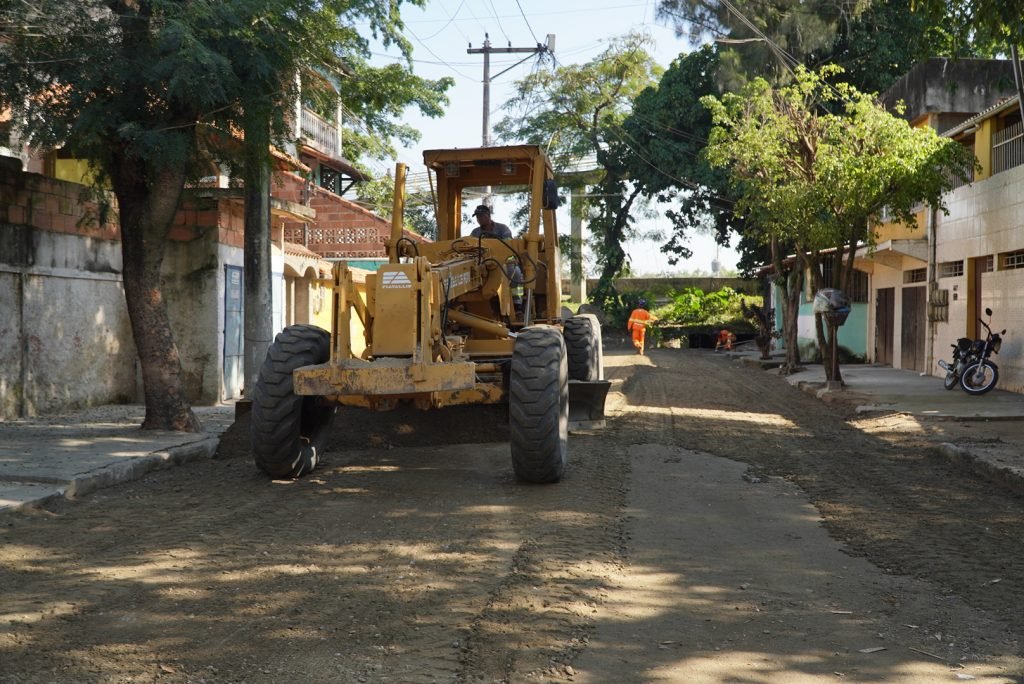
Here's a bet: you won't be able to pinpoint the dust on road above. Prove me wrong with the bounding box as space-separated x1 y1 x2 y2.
2 348 1023 682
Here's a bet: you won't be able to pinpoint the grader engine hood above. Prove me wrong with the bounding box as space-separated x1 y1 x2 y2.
370 264 419 357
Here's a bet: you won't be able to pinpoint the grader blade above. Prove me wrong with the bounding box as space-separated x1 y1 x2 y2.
568 379 611 430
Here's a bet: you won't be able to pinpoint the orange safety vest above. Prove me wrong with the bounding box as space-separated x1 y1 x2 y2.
627 308 652 333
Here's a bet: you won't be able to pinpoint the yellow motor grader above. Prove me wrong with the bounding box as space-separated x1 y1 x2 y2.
250 144 609 481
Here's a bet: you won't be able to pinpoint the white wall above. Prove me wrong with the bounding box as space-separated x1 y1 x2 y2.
932 165 1024 392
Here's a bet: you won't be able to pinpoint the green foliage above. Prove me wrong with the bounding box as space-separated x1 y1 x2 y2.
656 0 997 92
0 0 450 180
653 287 746 326
908 0 1023 54
494 32 661 311
657 0 864 87
620 46 741 266
701 64 978 291
741 298 781 359
814 0 978 94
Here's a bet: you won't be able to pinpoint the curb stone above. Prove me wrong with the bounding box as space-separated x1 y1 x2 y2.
4 436 220 513
933 442 1024 497
64 436 220 499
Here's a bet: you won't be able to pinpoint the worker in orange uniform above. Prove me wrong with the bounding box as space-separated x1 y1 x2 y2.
627 299 657 355
715 328 736 352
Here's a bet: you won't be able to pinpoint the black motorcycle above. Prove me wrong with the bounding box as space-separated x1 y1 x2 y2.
938 336 976 391
937 308 1005 395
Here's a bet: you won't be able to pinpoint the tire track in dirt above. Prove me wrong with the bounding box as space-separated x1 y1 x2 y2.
454 428 632 681
627 350 1024 646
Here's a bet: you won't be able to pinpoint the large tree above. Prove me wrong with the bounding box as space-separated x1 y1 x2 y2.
0 0 449 431
494 32 661 311
657 0 992 94
657 0 862 87
702 65 975 377
617 45 745 268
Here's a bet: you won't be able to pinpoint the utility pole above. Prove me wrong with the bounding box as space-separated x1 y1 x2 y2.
467 34 555 148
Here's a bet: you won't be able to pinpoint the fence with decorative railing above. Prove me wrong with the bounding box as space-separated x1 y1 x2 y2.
301 107 339 159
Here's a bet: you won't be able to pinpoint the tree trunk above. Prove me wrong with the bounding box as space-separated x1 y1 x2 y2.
780 269 802 372
110 153 202 433
243 106 275 397
591 181 641 312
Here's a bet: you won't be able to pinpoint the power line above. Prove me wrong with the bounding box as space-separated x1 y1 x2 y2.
606 124 735 206
418 0 469 41
404 24 476 79
487 0 511 44
513 0 540 45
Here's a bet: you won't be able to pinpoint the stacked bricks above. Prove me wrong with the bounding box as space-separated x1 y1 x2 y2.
0 168 118 240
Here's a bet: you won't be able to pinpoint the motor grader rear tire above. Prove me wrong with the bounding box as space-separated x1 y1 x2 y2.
251 324 334 478
563 313 603 381
509 325 568 483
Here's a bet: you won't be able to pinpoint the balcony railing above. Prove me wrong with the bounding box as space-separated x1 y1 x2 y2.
992 119 1023 175
300 107 339 159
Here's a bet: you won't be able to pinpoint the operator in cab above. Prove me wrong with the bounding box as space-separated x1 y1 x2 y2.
470 205 512 240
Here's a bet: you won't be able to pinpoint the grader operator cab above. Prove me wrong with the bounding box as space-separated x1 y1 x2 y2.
251 144 609 482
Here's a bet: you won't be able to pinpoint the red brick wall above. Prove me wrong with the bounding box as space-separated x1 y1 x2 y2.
274 171 390 259
170 195 244 249
0 169 118 239
0 167 381 255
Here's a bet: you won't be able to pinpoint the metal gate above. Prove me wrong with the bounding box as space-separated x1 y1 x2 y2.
901 286 926 371
875 287 894 366
224 265 244 399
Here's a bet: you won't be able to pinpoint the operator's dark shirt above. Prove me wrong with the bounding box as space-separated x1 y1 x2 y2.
470 221 512 240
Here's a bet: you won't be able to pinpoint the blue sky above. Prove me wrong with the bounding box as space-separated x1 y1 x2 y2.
364 0 740 276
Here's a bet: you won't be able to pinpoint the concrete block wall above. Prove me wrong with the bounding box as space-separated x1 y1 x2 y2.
0 170 246 417
162 194 226 405
0 169 136 418
274 172 390 258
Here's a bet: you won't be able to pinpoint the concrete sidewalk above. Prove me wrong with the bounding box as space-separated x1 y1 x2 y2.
733 352 1024 489
0 404 236 514
776 359 1024 420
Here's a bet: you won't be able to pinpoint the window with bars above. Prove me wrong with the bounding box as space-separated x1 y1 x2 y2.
904 268 927 284
938 260 964 278
1001 249 1024 270
982 255 994 272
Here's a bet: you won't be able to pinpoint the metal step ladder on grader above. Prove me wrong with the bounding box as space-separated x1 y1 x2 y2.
250 144 609 482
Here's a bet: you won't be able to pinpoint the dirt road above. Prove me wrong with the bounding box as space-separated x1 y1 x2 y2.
2 349 1024 682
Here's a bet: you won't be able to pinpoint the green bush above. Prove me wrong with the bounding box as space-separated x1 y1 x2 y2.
653 287 751 327
595 288 758 344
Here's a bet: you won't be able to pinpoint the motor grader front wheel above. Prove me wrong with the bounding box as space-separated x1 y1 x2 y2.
251 325 335 478
509 325 568 483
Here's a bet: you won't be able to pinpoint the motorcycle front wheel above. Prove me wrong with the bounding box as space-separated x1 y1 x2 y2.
943 370 959 390
960 361 999 395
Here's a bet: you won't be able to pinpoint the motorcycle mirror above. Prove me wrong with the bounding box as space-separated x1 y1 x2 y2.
985 307 993 316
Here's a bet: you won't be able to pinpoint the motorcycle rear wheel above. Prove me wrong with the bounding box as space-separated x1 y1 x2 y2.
960 361 998 395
